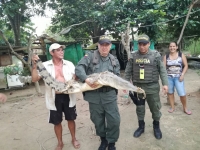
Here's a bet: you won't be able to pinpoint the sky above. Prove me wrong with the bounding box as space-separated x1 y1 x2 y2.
30 9 54 36
31 16 51 36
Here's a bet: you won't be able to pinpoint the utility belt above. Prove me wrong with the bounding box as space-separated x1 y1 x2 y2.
95 86 115 92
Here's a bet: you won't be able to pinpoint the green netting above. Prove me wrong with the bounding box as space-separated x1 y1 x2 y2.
46 43 84 65
111 44 116 50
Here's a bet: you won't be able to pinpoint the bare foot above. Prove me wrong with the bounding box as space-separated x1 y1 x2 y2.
55 144 64 150
72 140 80 149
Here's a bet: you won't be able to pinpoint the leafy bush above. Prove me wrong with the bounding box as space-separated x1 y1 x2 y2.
19 66 31 76
3 64 21 75
3 64 31 76
185 39 200 56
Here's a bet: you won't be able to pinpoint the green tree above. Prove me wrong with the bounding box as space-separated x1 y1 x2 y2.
164 0 200 41
0 18 14 45
0 0 55 46
49 0 105 43
49 0 167 43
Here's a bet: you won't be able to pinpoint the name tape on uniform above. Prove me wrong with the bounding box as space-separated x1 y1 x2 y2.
135 59 150 64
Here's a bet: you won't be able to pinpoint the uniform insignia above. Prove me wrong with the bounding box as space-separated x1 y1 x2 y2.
135 59 150 64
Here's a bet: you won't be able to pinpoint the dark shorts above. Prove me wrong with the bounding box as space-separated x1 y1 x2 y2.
49 94 77 125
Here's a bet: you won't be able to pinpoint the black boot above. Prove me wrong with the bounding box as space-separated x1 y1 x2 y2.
153 120 162 139
133 120 145 137
108 143 116 150
98 137 108 150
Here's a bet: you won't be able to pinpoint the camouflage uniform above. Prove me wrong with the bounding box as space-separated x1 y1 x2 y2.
125 50 168 121
75 50 120 144
125 49 168 139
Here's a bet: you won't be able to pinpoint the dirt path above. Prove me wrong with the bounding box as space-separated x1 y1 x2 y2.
0 69 200 150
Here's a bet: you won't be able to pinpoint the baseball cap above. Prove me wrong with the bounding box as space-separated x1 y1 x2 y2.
49 43 66 52
138 34 150 44
98 35 111 44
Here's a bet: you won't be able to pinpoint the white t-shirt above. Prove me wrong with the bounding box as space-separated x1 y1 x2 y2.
40 59 76 110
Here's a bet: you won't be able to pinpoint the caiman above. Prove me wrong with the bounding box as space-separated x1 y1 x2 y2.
35 59 146 98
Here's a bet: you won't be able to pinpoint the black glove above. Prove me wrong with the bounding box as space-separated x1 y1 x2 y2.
129 91 145 106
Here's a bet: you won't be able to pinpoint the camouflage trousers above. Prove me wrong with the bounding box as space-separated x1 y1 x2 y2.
89 100 120 143
136 92 162 121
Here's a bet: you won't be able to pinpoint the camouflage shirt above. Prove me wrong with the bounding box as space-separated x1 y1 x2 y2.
124 50 168 94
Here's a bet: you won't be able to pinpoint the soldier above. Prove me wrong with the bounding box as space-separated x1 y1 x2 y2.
124 34 168 139
75 35 120 150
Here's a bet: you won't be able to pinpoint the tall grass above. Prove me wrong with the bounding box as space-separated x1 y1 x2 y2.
185 39 200 56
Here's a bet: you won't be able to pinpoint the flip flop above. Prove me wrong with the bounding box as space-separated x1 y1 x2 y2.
168 108 175 113
184 110 192 115
72 140 80 149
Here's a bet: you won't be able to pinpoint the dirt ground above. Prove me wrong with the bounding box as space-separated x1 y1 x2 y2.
0 69 200 150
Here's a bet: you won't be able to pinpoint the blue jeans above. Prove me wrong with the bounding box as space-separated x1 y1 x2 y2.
168 76 186 96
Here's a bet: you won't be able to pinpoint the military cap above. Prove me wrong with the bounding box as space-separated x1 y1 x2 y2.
138 34 150 44
98 35 111 44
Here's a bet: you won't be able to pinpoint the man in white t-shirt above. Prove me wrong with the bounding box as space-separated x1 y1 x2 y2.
31 43 80 150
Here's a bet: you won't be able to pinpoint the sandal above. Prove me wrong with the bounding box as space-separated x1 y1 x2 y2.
184 110 192 115
168 108 175 113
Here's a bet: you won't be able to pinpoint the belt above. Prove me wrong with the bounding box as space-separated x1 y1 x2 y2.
95 86 115 92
